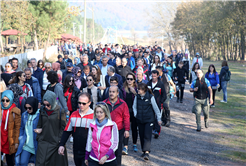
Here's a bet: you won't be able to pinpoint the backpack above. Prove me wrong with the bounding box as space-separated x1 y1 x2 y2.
224 70 231 81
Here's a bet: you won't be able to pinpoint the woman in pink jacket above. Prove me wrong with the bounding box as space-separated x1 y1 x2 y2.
85 102 118 166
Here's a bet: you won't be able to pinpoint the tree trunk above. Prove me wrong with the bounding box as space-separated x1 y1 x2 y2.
241 29 245 60
43 28 51 60
34 30 39 50
0 32 3 53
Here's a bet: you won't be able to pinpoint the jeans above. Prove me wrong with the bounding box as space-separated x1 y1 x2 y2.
20 150 34 166
221 81 228 102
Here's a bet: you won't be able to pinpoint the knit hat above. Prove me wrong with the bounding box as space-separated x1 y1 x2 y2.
43 90 57 110
25 97 39 115
1 90 14 109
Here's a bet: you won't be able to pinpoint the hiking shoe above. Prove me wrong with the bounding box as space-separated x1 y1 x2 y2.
152 130 156 135
70 136 73 143
196 129 201 132
133 145 138 152
205 121 209 128
141 152 145 157
165 121 170 127
154 131 159 139
122 147 128 155
220 100 227 103
180 99 183 103
144 153 149 160
176 98 179 103
161 122 166 126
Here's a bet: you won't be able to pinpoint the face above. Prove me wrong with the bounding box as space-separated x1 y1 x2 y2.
135 52 139 57
128 52 132 57
74 59 77 64
195 64 199 69
152 73 158 82
137 60 143 67
31 60 36 68
157 49 161 53
107 68 113 76
110 80 118 86
197 70 203 78
144 53 148 58
102 58 108 66
1 96 10 108
96 56 101 61
86 76 94 86
64 54 68 59
109 86 119 100
96 107 106 122
178 63 183 68
84 69 90 76
25 104 33 114
69 77 74 86
19 73 26 82
12 60 18 68
77 70 82 76
58 57 63 62
109 54 114 59
67 66 73 72
27 63 32 68
43 100 52 110
210 66 214 72
92 68 97 75
138 89 145 95
167 58 171 63
126 75 134 85
5 63 12 72
78 96 91 111
82 56 88 63
137 72 143 80
45 65 51 73
154 56 159 63
122 49 125 54
156 69 162 76
116 58 121 66
39 62 43 68
25 70 32 79
172 52 176 56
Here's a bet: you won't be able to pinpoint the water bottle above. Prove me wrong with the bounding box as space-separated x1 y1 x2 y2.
66 115 69 122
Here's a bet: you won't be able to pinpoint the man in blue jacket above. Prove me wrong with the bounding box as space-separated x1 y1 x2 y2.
30 58 43 93
106 66 123 89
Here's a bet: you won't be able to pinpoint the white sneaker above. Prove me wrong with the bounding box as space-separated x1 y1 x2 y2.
220 100 227 103
70 136 73 143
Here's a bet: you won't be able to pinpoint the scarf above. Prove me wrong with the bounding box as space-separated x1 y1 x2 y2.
1 90 14 110
96 118 108 127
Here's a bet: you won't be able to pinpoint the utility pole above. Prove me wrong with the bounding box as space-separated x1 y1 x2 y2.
92 6 95 43
79 25 82 40
83 0 86 45
73 23 76 36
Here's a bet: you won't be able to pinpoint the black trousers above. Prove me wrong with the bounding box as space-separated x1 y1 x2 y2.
114 129 124 166
212 89 216 105
154 106 161 133
88 157 117 166
1 152 14 166
162 94 171 124
74 151 86 166
123 111 138 146
137 121 154 152
176 83 185 100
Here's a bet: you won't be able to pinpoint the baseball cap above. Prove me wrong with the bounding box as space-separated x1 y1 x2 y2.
66 62 73 67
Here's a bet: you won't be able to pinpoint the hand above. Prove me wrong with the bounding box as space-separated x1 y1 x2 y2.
210 98 213 105
124 131 129 138
158 121 162 126
99 156 107 165
15 143 18 149
34 128 42 134
38 103 41 109
66 111 70 116
217 84 220 88
194 87 198 92
129 87 136 95
58 146 65 155
184 77 187 80
175 77 177 80
85 160 88 166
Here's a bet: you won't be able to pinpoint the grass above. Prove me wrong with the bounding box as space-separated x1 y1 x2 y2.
202 60 246 162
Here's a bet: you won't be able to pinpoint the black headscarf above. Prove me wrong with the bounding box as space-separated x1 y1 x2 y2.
25 97 39 115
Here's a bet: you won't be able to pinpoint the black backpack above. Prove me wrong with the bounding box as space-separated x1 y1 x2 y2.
224 70 231 81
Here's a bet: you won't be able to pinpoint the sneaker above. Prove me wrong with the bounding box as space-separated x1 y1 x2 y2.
144 153 149 160
154 131 159 139
161 122 166 126
165 121 170 127
70 136 73 143
211 105 215 108
133 145 138 152
122 147 128 155
180 99 183 103
141 152 145 157
152 130 156 135
176 98 179 103
196 129 201 132
220 100 227 103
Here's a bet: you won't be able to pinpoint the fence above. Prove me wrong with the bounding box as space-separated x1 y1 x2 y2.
0 46 58 70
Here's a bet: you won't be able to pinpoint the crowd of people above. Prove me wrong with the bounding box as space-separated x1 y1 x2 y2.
0 43 230 166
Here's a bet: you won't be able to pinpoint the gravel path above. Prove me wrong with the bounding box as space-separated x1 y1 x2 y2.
66 83 244 166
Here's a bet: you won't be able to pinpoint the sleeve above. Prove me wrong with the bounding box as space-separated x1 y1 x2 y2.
160 83 167 104
190 81 195 89
59 109 67 138
14 109 21 144
132 58 136 69
36 81 42 103
123 102 130 131
216 73 220 85
106 122 119 157
18 113 25 139
85 126 93 160
151 96 161 122
132 96 137 117
205 78 211 88
57 85 68 112
189 73 192 84
205 73 208 79
28 84 34 97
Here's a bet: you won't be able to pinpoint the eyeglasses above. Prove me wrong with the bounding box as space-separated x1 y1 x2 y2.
43 103 51 107
1 99 10 103
78 101 90 105
25 107 32 110
86 79 93 82
127 78 134 81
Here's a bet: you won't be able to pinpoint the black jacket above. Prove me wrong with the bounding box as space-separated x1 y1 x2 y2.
56 60 66 70
62 70 73 83
173 66 189 84
65 86 80 111
77 62 93 72
88 51 96 62
116 65 133 83
147 79 166 107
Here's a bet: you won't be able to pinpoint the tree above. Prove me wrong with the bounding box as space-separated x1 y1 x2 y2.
131 28 138 44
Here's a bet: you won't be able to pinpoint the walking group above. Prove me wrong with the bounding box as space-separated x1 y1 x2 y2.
0 43 230 166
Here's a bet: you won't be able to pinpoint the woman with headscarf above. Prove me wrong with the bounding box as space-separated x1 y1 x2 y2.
1 90 21 166
74 57 81 67
34 90 68 166
15 97 40 166
52 62 63 83
72 66 87 91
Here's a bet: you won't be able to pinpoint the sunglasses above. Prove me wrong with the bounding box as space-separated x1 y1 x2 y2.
127 78 134 81
69 79 74 82
23 75 26 77
5 66 11 68
25 107 32 110
1 99 10 103
78 101 90 105
86 79 93 82
78 71 82 73
43 103 51 107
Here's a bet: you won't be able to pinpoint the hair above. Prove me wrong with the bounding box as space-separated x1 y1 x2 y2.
137 58 144 63
24 68 31 72
9 71 24 84
44 62 51 67
83 65 90 71
110 76 118 83
30 58 37 62
38 60 44 69
86 73 95 81
108 66 115 73
0 78 7 93
102 55 108 60
92 65 102 83
156 66 164 71
0 65 4 73
63 75 75 93
179 61 184 65
93 103 112 121
167 56 174 67
123 73 137 93
151 70 159 76
78 92 91 102
95 49 99 54
27 60 31 66
5 62 12 68
47 70 58 84
152 55 161 68
206 64 217 76
222 60 228 67
192 62 200 71
11 57 18 62
138 83 154 96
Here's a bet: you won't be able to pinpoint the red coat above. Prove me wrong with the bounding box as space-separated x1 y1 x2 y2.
102 48 111 53
103 98 130 131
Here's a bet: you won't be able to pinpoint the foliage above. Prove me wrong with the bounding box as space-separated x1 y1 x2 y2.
171 1 246 60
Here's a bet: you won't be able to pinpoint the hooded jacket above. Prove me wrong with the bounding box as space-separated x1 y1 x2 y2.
219 66 229 82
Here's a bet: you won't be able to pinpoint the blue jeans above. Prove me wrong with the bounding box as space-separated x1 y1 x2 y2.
20 150 34 166
221 81 228 102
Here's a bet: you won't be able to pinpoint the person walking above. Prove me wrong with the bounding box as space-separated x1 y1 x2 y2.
190 69 213 132
59 92 94 166
35 90 68 166
15 97 40 166
163 56 176 78
205 64 220 107
91 65 109 95
1 90 21 166
133 83 162 160
72 67 87 92
218 61 230 103
189 62 200 85
104 86 130 166
192 52 203 69
84 102 118 166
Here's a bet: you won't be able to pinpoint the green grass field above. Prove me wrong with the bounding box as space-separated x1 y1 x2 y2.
202 60 246 162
